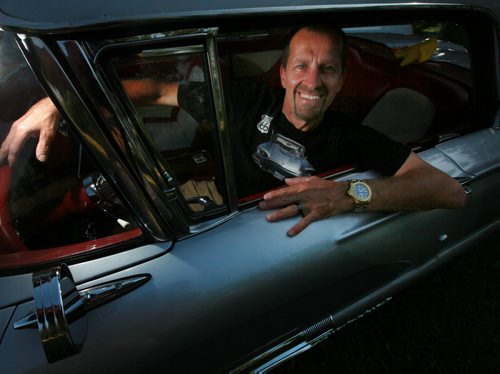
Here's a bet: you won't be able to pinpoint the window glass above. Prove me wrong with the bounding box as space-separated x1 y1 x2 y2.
344 22 470 69
0 31 142 270
109 47 226 216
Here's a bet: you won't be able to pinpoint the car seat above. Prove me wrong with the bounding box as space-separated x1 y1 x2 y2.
361 87 436 144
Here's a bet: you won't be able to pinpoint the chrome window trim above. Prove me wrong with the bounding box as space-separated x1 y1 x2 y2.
90 27 238 235
206 29 238 213
90 28 220 57
58 38 180 236
138 45 205 57
14 33 171 242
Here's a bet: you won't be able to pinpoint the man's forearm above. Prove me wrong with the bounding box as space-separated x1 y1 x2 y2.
363 152 466 212
121 79 179 106
259 152 466 237
365 167 466 212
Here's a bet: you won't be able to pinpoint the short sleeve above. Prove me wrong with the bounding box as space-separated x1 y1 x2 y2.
342 125 411 176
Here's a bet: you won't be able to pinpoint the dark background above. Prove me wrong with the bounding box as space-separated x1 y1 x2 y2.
275 231 500 373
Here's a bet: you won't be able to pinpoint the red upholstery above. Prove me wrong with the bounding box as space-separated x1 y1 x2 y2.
0 166 29 253
334 38 472 133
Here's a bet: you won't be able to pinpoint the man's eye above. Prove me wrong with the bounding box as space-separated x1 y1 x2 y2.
295 64 307 70
322 66 338 74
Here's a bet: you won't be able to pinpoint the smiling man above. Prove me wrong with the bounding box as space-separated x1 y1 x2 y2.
0 24 466 237
280 27 346 131
254 25 464 236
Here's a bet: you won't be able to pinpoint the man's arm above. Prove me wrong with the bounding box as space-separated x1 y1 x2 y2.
258 152 466 237
0 80 180 166
122 80 180 107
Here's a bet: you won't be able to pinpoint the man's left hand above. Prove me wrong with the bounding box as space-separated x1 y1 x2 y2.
258 176 353 237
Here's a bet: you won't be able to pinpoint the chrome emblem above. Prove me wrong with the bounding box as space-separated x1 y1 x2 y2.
256 114 273 134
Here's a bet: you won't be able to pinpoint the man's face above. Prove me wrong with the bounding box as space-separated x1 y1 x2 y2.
280 28 345 131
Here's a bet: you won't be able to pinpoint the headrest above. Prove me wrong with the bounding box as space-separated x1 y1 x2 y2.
362 87 435 144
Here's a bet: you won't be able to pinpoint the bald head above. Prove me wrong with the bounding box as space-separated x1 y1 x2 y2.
281 25 348 73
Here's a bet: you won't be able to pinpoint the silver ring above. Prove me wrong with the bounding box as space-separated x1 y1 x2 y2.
296 203 305 217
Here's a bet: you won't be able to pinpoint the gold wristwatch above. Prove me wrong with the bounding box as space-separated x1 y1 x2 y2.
347 180 372 212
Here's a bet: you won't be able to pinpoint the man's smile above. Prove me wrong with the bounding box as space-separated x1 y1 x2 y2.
298 92 322 100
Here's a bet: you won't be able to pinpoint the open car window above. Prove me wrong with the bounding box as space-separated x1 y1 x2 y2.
0 31 142 271
97 20 474 212
214 21 474 204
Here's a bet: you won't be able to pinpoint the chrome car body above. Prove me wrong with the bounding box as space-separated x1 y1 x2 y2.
0 0 499 372
253 134 316 180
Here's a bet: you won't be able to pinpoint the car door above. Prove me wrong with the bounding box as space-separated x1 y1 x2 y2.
0 27 175 370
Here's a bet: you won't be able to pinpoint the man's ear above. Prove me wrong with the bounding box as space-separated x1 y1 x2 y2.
279 64 287 89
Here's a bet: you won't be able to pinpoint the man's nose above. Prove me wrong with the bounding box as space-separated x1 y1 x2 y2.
303 67 322 89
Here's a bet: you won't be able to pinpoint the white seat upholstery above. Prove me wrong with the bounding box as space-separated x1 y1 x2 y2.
362 87 435 144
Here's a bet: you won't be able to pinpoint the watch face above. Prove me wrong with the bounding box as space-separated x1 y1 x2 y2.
353 183 371 202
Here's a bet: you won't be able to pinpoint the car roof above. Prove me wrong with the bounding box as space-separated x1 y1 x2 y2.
0 0 498 33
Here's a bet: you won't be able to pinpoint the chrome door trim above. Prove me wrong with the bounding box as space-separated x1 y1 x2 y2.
232 221 500 373
15 33 171 241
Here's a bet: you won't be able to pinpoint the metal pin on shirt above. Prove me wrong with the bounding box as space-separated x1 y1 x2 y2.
256 114 273 134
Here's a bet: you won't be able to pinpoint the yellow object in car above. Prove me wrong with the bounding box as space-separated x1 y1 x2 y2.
393 38 438 66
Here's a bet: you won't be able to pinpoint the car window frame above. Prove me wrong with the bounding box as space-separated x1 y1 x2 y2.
90 28 239 236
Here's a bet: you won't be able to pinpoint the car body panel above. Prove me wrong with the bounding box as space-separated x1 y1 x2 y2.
436 128 500 176
0 306 14 344
2 194 495 372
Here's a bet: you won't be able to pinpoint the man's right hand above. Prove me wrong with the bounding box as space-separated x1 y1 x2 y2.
0 97 60 166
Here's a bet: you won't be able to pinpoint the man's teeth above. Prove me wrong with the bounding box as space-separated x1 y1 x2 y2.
300 93 320 100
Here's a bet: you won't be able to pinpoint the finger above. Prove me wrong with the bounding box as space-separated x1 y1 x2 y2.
287 210 323 237
287 216 311 237
36 127 56 163
266 204 300 222
35 140 49 163
284 176 313 186
261 188 300 209
262 186 293 201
